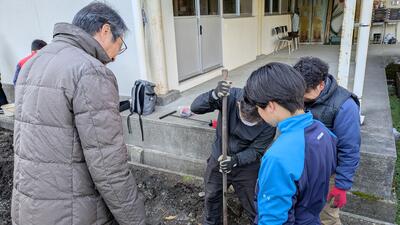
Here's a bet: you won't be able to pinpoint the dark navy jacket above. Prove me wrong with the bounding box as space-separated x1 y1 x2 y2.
256 112 337 225
13 51 37 86
305 75 360 190
190 88 275 166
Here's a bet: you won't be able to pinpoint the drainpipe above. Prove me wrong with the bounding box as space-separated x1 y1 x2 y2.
337 0 357 89
353 0 373 104
143 0 169 95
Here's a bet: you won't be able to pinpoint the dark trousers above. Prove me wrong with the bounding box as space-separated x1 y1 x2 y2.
0 82 8 106
203 157 260 225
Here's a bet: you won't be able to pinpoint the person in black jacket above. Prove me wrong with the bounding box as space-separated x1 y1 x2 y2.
294 57 360 224
0 81 8 106
191 81 275 225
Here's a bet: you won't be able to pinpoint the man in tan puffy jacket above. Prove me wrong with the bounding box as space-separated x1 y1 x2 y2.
12 2 146 225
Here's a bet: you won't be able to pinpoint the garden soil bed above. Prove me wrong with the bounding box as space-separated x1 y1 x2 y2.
0 129 250 225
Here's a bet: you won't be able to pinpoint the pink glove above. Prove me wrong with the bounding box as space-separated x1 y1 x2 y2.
327 187 347 208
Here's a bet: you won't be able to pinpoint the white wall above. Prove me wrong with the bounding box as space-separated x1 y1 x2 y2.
262 14 292 55
222 17 258 70
0 0 143 96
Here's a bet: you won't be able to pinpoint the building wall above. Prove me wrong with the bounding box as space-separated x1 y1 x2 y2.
177 13 293 92
0 0 143 96
222 17 258 70
262 14 292 55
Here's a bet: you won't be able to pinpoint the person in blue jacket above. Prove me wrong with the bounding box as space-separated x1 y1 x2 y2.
243 62 337 224
294 57 360 225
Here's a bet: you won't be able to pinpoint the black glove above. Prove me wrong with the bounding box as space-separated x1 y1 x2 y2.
218 154 238 174
212 80 231 99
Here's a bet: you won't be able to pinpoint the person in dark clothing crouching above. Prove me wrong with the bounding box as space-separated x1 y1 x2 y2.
191 80 276 225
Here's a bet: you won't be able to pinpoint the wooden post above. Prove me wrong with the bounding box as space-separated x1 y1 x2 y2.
325 0 334 44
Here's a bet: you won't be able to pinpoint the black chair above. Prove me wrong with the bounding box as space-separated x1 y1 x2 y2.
288 31 300 49
273 26 293 54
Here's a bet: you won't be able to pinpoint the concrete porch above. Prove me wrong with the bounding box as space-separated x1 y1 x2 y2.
123 44 399 224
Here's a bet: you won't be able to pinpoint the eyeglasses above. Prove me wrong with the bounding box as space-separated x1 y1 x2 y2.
118 37 127 55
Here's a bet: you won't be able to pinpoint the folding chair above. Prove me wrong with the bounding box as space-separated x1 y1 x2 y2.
274 26 293 54
288 31 300 50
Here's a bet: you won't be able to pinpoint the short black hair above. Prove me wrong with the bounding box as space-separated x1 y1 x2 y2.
244 62 306 114
31 39 47 51
239 97 262 123
293 57 329 90
72 2 128 41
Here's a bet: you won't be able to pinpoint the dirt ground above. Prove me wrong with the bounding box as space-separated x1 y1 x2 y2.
133 167 251 225
0 129 250 225
0 129 13 225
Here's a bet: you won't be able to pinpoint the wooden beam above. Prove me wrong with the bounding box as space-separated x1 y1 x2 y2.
325 0 334 44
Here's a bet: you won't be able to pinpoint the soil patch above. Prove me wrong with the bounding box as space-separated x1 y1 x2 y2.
0 129 14 225
0 129 250 225
133 166 251 225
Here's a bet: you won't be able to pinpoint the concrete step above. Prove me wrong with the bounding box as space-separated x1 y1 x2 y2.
123 113 214 177
0 115 14 131
127 145 207 177
343 192 397 224
341 211 395 225
351 130 397 200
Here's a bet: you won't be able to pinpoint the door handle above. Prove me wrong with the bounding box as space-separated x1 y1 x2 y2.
200 25 203 35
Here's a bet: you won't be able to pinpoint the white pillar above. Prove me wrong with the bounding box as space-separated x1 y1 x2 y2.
132 0 148 80
143 0 169 95
353 0 374 101
337 0 357 89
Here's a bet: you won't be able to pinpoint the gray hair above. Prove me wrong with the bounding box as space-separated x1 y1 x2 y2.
72 2 128 41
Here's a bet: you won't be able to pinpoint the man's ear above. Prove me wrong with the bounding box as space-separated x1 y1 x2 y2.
100 23 111 36
267 101 275 113
318 81 325 91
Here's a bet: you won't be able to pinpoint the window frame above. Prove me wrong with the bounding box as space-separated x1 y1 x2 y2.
264 0 296 16
223 0 253 18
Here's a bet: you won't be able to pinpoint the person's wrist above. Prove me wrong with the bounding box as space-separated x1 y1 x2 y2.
211 90 219 100
231 154 238 168
333 186 346 193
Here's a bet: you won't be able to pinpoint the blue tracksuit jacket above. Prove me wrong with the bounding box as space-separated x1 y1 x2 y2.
256 112 337 225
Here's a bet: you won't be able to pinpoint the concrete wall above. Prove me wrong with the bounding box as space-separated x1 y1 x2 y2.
0 0 144 96
222 17 258 70
262 14 292 55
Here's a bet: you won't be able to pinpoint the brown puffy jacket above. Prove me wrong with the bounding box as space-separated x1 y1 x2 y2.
12 23 146 225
